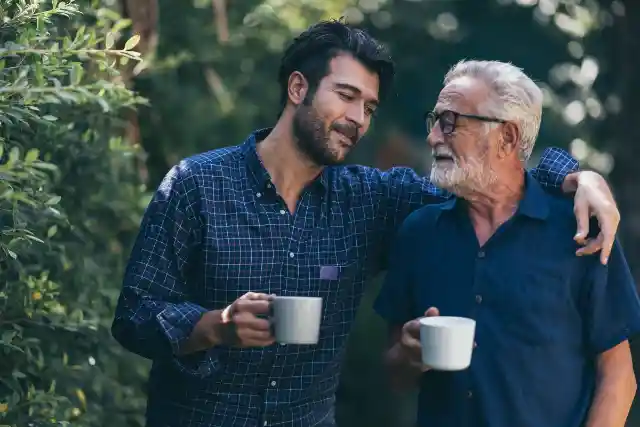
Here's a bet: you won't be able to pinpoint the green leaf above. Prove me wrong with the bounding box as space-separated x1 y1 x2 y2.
8 147 20 164
112 18 133 34
47 225 58 238
70 62 84 84
1 330 16 345
24 234 44 244
124 34 140 51
25 149 39 163
46 195 61 205
105 32 115 49
42 115 58 121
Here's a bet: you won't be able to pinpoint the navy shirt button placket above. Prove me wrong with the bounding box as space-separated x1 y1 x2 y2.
470 248 486 352
475 249 486 305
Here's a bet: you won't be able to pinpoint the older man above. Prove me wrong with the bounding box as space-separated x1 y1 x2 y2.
374 60 640 427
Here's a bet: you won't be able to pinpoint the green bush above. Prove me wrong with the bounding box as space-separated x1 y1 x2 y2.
0 1 149 425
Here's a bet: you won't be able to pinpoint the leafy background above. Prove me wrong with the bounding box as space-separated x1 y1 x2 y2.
1 0 638 426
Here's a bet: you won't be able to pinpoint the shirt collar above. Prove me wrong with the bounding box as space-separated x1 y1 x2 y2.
242 127 330 192
437 170 550 220
517 171 550 220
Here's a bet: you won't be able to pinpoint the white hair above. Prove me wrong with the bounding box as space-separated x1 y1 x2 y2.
443 60 543 162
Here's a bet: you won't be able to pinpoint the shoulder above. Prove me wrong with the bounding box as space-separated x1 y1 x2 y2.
398 199 455 238
157 144 245 201
338 165 423 183
332 164 440 193
544 193 597 238
176 144 246 180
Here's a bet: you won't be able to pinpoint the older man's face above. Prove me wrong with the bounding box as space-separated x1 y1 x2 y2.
427 76 499 192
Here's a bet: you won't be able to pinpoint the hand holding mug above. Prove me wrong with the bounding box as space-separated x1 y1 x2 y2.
221 292 276 347
399 307 440 371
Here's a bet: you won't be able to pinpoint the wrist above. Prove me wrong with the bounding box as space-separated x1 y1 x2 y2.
562 172 580 193
205 309 226 347
184 309 225 353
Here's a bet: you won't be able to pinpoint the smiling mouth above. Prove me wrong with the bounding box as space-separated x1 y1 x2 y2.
434 154 454 162
332 130 355 146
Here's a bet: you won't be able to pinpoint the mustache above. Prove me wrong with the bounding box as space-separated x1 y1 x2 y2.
331 122 359 143
431 144 455 158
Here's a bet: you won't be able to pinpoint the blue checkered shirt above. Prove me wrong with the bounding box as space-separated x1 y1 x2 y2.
111 128 579 427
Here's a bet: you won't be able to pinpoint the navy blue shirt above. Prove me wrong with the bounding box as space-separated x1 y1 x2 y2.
374 172 640 427
112 128 580 427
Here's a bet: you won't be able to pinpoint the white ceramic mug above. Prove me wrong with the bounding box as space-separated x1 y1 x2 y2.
419 316 476 371
271 296 323 344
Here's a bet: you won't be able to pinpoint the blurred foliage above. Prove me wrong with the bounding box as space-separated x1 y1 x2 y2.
0 0 149 426
1 0 637 426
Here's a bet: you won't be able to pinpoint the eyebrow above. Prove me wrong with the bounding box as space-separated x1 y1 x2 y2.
334 82 379 106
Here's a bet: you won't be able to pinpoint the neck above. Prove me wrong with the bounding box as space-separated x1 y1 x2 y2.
256 110 323 207
462 166 525 230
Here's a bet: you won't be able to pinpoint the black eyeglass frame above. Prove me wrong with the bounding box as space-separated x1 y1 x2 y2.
425 110 506 135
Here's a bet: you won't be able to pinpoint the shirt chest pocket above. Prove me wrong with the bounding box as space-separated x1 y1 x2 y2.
317 262 360 331
494 262 574 346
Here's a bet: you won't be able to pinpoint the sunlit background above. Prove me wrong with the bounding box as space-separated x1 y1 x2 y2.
1 0 638 426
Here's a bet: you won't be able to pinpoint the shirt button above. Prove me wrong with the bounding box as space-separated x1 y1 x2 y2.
475 295 482 304
270 381 277 386
256 192 262 198
477 250 485 258
279 209 286 215
467 391 473 398
289 252 295 258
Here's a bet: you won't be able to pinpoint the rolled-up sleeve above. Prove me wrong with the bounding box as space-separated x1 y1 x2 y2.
111 162 217 377
529 147 579 193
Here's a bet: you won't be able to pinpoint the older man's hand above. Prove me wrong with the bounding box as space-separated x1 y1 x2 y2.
564 171 620 264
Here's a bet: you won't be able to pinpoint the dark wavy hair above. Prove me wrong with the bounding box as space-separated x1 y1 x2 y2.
277 19 395 111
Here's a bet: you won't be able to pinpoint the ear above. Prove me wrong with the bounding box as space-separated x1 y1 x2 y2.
287 71 309 106
500 122 520 156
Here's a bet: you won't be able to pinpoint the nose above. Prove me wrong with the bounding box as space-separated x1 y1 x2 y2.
345 102 366 129
427 123 442 148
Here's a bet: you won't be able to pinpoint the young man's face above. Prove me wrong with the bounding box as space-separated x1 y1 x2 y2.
292 53 380 166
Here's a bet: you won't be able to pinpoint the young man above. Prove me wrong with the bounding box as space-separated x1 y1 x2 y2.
375 60 638 427
112 21 621 427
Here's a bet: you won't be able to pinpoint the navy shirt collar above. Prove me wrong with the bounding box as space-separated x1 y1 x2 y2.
242 127 329 192
437 170 550 220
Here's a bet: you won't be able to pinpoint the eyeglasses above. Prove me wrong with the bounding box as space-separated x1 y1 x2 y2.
425 110 506 135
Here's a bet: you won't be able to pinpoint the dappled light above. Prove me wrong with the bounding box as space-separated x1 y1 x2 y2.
1 0 638 426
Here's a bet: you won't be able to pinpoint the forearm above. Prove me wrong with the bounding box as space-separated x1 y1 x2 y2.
179 309 227 355
111 287 209 359
585 369 637 427
384 342 425 391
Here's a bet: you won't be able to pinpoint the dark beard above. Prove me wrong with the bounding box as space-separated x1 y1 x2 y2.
292 97 343 166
